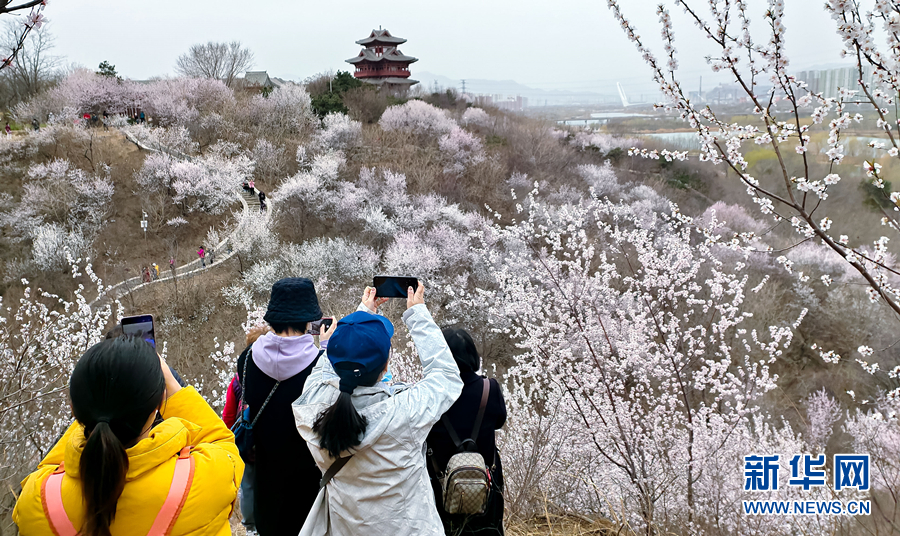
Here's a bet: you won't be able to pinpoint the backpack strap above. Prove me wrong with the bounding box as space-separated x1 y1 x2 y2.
147 446 195 536
42 463 77 536
440 377 491 449
470 378 490 443
41 447 195 536
319 455 352 489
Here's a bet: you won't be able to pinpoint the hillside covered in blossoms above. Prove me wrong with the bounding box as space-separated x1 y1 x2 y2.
2 1 900 534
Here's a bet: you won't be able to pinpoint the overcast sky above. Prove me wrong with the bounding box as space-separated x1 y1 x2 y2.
44 0 847 96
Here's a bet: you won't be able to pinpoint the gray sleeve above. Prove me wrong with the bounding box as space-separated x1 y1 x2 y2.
395 304 463 441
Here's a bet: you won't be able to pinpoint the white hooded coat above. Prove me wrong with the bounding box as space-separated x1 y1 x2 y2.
292 303 463 535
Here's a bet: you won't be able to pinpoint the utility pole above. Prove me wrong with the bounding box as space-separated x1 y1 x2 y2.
699 76 702 101
461 79 466 95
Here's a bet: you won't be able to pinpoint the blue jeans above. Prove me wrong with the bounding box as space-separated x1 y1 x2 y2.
240 463 256 528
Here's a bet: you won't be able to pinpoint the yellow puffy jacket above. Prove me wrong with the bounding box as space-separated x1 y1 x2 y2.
13 386 244 536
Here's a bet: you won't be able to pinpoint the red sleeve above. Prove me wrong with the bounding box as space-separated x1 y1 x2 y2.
222 375 239 428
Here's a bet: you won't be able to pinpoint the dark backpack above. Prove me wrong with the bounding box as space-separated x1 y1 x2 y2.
436 378 492 515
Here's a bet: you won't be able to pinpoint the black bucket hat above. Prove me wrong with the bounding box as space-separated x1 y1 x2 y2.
263 277 322 324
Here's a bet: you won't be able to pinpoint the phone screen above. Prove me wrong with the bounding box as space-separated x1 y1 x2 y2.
373 276 419 298
308 317 334 336
121 314 156 348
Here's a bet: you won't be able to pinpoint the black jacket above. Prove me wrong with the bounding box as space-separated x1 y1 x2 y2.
427 371 507 534
237 345 320 536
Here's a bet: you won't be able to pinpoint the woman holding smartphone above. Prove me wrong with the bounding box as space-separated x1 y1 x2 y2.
13 336 243 536
293 284 463 535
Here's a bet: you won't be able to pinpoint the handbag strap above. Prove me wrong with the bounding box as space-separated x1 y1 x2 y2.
319 455 353 489
238 348 250 412
441 378 491 448
42 447 195 536
250 379 280 428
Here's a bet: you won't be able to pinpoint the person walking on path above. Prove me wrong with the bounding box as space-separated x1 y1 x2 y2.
152 263 160 280
248 180 255 195
426 328 507 535
13 336 243 536
4 122 10 136
169 257 176 277
142 266 151 283
197 246 206 268
236 277 326 536
208 247 215 266
293 284 463 536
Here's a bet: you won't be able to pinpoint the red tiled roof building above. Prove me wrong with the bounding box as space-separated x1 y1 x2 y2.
347 29 419 92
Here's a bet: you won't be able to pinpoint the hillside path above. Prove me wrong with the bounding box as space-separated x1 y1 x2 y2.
88 130 272 307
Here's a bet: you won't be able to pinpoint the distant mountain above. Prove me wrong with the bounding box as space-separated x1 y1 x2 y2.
415 71 616 106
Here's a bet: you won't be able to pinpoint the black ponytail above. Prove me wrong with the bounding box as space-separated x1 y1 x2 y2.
79 422 128 536
70 335 165 536
313 392 368 459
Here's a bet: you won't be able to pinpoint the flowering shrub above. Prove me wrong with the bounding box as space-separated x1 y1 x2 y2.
136 141 248 215
0 260 118 524
438 126 485 176
461 107 492 128
314 112 362 152
570 129 639 153
0 159 113 271
379 99 456 137
244 84 315 137
459 186 858 533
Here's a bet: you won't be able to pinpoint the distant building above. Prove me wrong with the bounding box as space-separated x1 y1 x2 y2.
475 94 528 111
797 65 875 99
239 71 281 92
346 29 419 93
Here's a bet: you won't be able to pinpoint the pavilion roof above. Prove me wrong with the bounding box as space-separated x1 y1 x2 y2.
346 47 418 64
356 29 407 46
362 77 420 86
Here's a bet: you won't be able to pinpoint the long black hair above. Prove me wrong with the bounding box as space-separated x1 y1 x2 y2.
442 327 480 374
69 336 165 536
313 364 383 459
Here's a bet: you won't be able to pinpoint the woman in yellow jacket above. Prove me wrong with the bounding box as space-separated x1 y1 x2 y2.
14 335 244 536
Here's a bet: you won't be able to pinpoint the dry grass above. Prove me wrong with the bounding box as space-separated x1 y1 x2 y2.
227 512 624 536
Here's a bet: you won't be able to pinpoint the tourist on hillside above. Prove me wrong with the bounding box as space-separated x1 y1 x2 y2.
142 266 151 283
426 328 507 535
293 284 463 536
169 257 176 277
152 263 160 280
236 277 326 536
248 179 255 195
197 246 206 268
4 122 10 135
31 118 39 131
13 336 242 536
208 247 215 265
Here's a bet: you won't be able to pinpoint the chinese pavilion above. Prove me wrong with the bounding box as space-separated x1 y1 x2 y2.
346 29 419 92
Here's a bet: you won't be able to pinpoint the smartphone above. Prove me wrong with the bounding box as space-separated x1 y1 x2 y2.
373 276 419 298
121 314 156 348
308 317 334 336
